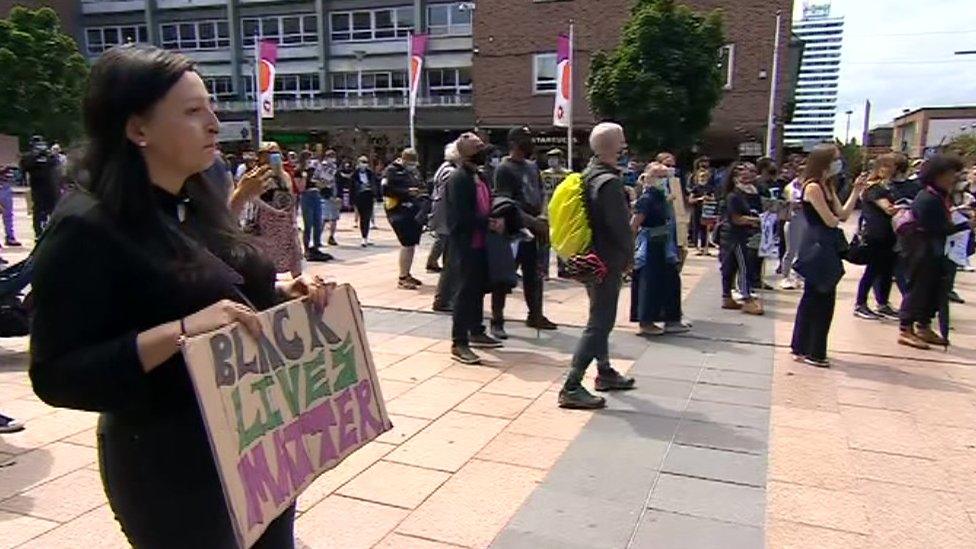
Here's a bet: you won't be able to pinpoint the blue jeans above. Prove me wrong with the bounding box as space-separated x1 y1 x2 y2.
300 189 323 250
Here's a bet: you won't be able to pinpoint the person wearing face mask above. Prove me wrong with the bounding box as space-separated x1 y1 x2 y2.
239 143 304 277
630 162 688 336
540 149 570 279
444 132 507 364
382 148 426 289
790 145 865 367
353 155 379 247
336 159 355 212
558 122 636 410
719 162 764 315
489 127 558 338
853 154 899 320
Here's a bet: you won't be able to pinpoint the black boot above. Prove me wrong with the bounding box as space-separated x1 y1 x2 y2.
526 315 558 330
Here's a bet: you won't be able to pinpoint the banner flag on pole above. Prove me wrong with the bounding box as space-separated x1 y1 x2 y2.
258 40 278 119
408 34 429 121
553 33 572 128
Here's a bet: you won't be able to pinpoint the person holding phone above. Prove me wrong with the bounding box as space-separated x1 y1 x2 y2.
28 45 334 548
719 162 764 315
353 155 379 247
853 155 899 320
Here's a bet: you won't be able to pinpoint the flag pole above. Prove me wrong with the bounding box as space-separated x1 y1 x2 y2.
254 35 263 146
765 10 782 159
408 32 415 150
567 22 574 170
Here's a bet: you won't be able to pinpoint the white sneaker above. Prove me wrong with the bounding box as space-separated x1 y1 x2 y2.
779 278 797 290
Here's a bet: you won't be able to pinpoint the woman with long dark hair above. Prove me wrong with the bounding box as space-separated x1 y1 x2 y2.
790 144 865 367
28 45 332 548
897 155 970 349
719 161 764 315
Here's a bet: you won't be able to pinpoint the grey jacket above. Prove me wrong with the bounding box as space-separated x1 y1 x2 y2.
583 158 633 273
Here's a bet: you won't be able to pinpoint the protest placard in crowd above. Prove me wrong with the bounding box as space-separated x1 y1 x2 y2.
182 284 391 548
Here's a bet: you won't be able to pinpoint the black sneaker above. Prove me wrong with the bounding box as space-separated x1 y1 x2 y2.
490 322 508 340
594 369 637 392
470 332 503 349
558 386 607 409
0 413 24 434
432 302 453 313
804 357 830 368
854 305 882 320
327 236 338 246
451 344 481 365
876 304 900 319
307 250 333 262
948 291 965 304
426 265 442 273
526 315 558 330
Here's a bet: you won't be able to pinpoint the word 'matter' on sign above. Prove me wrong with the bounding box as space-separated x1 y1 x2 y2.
182 285 391 548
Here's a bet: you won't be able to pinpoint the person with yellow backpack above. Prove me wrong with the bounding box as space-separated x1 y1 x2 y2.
549 122 636 409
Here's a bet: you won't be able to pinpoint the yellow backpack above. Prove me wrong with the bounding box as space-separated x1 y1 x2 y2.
548 173 591 259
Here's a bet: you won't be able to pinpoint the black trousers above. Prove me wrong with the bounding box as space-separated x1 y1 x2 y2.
856 246 896 307
791 286 836 361
427 233 447 268
720 239 756 298
354 192 374 240
900 254 943 329
491 240 543 324
98 412 295 549
690 206 706 247
434 240 457 308
451 241 488 345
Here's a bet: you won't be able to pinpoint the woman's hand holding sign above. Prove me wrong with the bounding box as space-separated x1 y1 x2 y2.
277 274 336 312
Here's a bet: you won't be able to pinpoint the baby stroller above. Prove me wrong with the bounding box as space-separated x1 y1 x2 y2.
0 255 33 336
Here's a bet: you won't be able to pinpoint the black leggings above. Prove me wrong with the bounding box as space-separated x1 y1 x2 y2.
355 192 374 240
791 286 836 361
856 246 896 307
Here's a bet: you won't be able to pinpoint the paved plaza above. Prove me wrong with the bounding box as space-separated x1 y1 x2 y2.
2 195 976 548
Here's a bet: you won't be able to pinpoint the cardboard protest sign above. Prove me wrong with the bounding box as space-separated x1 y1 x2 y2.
181 284 391 548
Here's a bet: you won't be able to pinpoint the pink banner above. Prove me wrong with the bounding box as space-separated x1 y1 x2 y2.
553 34 572 128
409 34 429 118
258 40 278 119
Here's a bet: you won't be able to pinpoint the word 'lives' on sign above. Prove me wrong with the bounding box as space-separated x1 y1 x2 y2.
181 284 392 548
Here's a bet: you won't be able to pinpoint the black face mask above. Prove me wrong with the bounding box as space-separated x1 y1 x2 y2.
471 150 488 166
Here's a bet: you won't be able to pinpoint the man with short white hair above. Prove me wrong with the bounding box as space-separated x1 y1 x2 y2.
429 139 462 311
559 122 636 409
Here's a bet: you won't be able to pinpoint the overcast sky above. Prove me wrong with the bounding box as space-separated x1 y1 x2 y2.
792 0 976 140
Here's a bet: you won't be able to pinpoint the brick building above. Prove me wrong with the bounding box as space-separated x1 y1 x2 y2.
473 0 795 166
891 106 976 159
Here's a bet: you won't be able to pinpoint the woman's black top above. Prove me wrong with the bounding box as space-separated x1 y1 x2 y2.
723 188 761 242
382 161 419 211
29 187 277 515
908 186 969 261
860 183 895 245
635 185 668 229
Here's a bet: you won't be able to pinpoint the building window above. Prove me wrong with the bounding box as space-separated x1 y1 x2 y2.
719 44 734 90
241 73 321 99
427 3 472 36
203 76 235 99
161 20 230 51
533 53 557 94
85 25 148 54
330 7 414 43
426 68 472 96
330 71 408 97
242 14 318 46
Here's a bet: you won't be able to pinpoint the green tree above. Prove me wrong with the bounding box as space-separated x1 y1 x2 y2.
587 0 725 154
946 133 976 163
0 7 88 146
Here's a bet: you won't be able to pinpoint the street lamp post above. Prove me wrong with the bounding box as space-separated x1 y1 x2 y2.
844 109 854 144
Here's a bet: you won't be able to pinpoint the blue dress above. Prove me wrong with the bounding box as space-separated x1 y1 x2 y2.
630 185 682 324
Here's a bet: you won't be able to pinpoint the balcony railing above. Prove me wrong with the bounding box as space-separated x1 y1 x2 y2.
214 93 472 113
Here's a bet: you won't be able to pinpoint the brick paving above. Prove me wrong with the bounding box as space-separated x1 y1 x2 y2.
1 196 975 548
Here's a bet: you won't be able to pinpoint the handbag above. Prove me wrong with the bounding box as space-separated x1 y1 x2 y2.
832 227 850 257
845 233 871 265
